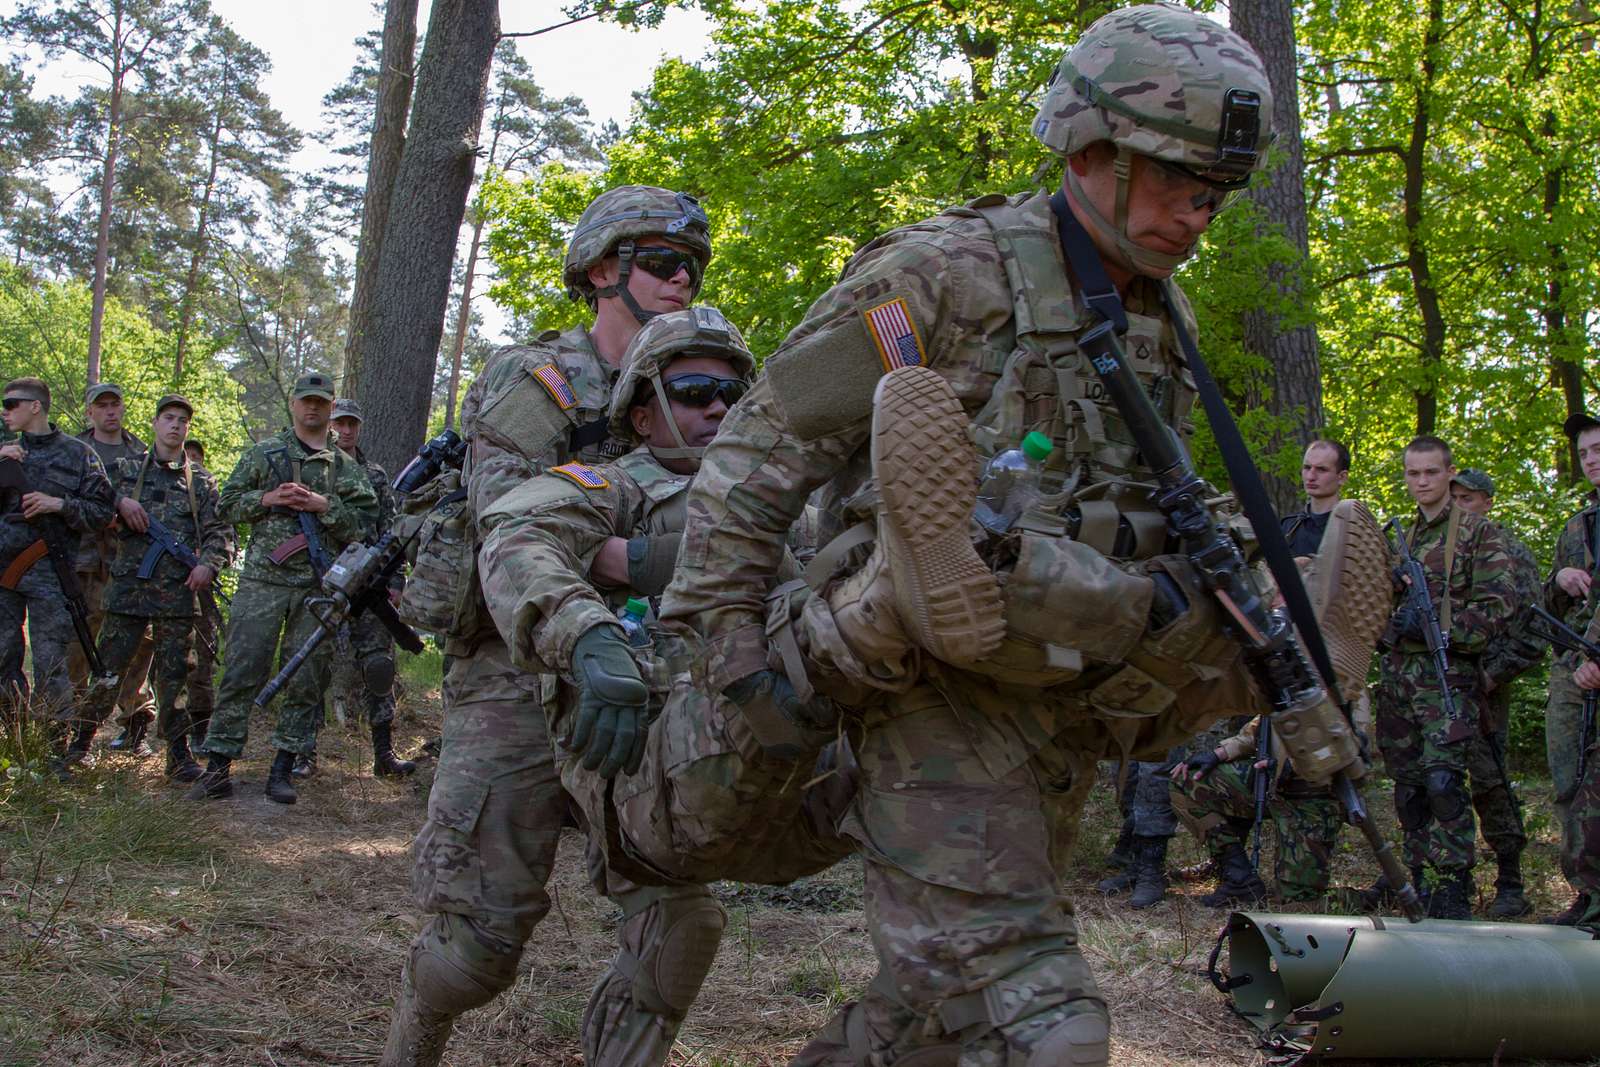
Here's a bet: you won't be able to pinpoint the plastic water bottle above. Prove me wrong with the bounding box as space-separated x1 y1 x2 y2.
617 597 652 648
975 431 1054 533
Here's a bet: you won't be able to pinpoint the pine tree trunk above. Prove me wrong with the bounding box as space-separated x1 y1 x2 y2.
1231 0 1321 513
86 2 127 388
174 105 224 384
355 0 497 474
443 213 483 430
343 0 420 393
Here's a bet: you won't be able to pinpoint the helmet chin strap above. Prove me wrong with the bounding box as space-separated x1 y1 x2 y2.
642 373 703 468
592 241 666 326
1066 152 1191 277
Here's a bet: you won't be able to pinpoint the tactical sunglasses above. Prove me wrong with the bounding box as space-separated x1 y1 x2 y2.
661 374 748 409
631 246 703 290
1149 157 1249 214
2 397 36 410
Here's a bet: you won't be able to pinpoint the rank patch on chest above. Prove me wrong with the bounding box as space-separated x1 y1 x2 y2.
532 363 578 410
861 297 927 372
549 462 608 490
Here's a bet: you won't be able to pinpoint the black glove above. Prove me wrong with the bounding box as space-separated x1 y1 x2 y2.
1184 749 1223 779
1393 603 1427 643
569 625 650 778
1148 571 1190 631
723 669 838 757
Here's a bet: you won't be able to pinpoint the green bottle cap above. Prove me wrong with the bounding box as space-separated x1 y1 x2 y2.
1022 431 1054 462
624 597 648 618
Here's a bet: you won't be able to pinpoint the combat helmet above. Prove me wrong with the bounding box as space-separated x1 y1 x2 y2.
563 185 713 324
1033 2 1274 274
608 306 755 465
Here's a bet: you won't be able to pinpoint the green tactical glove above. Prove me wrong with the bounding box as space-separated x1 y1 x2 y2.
722 669 838 760
626 532 683 597
569 625 650 778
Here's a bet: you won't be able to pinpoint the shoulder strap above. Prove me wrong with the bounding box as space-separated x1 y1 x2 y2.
1439 504 1462 636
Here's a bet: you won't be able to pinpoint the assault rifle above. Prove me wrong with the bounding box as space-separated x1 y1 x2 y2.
138 514 227 601
262 450 333 575
1251 717 1273 871
1048 193 1423 921
252 432 462 708
1528 605 1600 795
1384 517 1465 733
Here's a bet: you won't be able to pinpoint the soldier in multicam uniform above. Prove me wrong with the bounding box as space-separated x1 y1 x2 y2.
0 378 114 730
1375 436 1516 919
380 185 713 1067
72 382 161 755
1447 467 1541 917
1544 411 1600 924
459 307 762 1067
638 8 1390 1063
319 398 416 779
188 372 378 805
181 437 221 747
56 395 232 782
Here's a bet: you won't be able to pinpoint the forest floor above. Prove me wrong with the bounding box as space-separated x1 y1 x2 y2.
1 675 1596 1067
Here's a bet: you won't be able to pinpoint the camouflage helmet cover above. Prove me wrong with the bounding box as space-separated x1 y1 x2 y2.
607 305 756 443
1033 3 1274 182
563 185 713 304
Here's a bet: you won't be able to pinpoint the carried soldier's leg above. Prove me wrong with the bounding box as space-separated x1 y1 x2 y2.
1172 760 1267 907
382 642 566 1067
149 616 202 782
350 613 414 778
192 581 295 799
1545 667 1588 920
1467 686 1529 917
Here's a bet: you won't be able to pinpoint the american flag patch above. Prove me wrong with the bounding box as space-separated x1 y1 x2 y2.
862 297 926 372
550 462 608 490
532 363 578 410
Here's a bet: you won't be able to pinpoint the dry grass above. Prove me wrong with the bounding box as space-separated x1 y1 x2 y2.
0 699 1594 1067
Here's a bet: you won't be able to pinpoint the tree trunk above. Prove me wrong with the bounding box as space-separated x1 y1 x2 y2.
1231 0 1321 512
443 212 483 430
355 0 497 474
86 2 127 388
1404 0 1447 437
174 103 225 383
342 0 420 392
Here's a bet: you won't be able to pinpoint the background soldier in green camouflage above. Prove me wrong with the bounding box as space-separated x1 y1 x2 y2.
649 9 1376 1063
321 398 415 778
189 372 377 805
1376 436 1516 919
71 382 160 754
58 395 232 783
1449 467 1541 917
1545 411 1600 923
182 438 220 746
381 185 712 1067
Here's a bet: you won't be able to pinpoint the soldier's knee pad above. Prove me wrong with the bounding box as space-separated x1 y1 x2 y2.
1394 781 1429 832
1023 1004 1111 1067
1425 768 1467 822
628 892 727 1018
409 941 508 1018
363 654 396 695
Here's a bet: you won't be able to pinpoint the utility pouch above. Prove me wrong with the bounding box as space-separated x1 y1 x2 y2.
396 474 471 638
268 532 309 566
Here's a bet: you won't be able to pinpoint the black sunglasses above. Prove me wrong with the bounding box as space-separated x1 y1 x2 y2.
2 397 35 410
631 246 703 290
661 374 748 409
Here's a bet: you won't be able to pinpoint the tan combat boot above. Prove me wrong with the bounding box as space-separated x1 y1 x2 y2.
380 963 454 1067
1301 499 1393 702
860 366 1004 667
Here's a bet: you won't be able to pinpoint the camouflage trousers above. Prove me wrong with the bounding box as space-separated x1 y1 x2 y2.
1375 657 1479 874
401 638 723 1066
1112 758 1180 840
186 593 219 737
1465 685 1526 866
1566 735 1600 922
200 579 331 759
328 610 396 728
67 563 156 728
1547 664 1590 884
1171 761 1344 901
77 612 196 743
0 562 78 721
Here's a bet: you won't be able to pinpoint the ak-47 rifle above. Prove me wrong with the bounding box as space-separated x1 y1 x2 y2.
1384 517 1467 733
138 514 228 601
0 457 115 686
1528 604 1600 797
252 430 464 709
1048 192 1424 921
262 450 334 575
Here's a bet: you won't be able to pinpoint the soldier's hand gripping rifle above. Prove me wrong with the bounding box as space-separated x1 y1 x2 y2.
137 514 229 659
1047 194 1424 921
1528 604 1600 797
253 430 463 708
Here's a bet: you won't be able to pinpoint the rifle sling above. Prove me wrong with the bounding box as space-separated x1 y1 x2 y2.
1 539 47 590
1046 189 1346 708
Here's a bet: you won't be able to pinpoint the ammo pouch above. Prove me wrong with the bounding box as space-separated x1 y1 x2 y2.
395 469 473 638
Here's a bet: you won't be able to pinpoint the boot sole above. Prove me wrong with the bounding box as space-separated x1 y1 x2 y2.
1306 500 1391 701
871 367 1004 666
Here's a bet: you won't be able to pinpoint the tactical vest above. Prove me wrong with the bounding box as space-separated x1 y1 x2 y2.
393 469 469 637
607 448 691 614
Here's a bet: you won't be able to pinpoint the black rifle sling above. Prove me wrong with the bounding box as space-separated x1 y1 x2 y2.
1045 189 1347 709
569 417 611 454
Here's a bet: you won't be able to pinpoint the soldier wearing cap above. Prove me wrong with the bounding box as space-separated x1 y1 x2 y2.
57 395 233 781
1543 411 1600 923
322 397 415 778
72 381 160 753
188 372 377 805
380 185 712 1067
1447 466 1542 916
0 377 115 729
